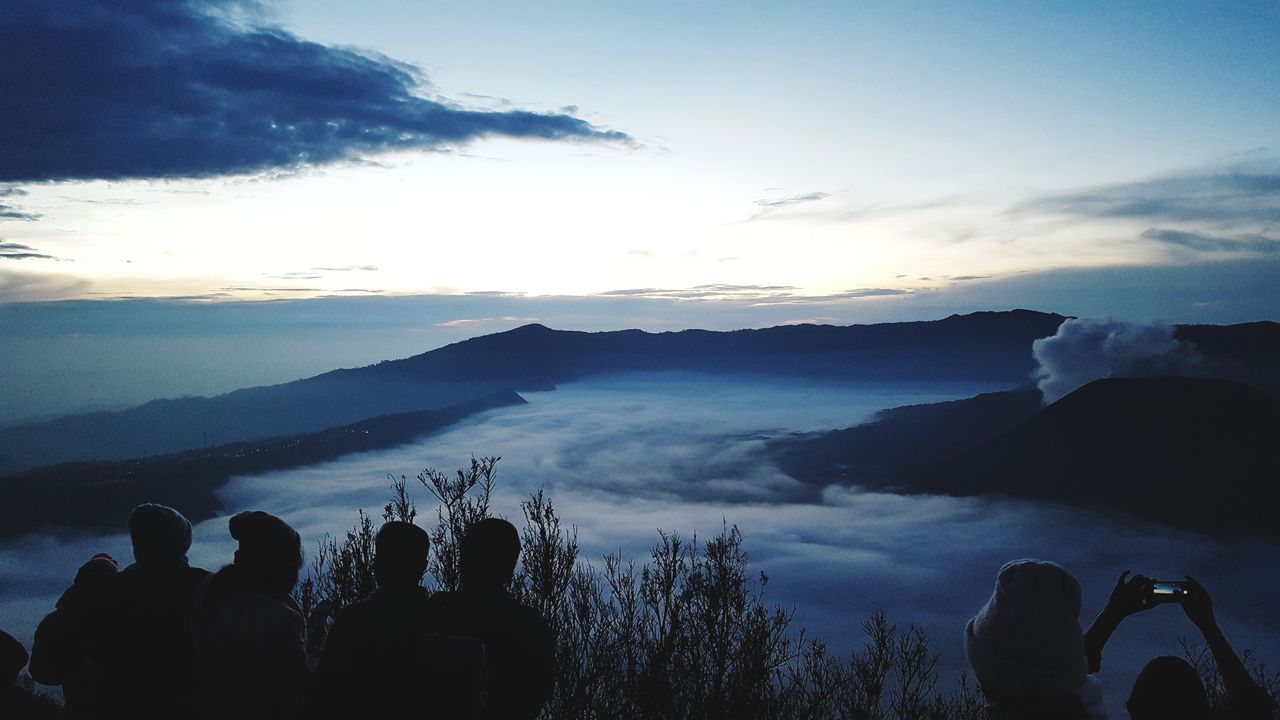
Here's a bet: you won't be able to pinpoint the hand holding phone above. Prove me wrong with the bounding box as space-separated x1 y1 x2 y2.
1148 580 1190 604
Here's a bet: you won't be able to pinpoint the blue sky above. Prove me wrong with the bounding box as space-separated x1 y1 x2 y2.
1 0 1278 319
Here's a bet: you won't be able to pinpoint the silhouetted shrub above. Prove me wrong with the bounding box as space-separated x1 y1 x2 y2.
298 457 1276 720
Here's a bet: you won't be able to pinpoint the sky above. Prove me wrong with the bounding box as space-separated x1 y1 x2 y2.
1 0 1279 322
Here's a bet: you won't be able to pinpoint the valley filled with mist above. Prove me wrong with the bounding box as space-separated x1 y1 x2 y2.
1 310 1278 718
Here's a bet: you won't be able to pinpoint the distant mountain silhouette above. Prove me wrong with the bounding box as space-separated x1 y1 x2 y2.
0 391 524 538
776 377 1280 538
365 309 1070 385
770 387 1045 486
1175 321 1280 395
903 377 1280 537
0 310 1068 469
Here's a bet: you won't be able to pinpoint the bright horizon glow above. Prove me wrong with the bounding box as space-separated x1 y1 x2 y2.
1 1 1278 316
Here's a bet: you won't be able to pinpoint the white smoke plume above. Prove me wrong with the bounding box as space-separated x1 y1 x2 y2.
1032 318 1204 404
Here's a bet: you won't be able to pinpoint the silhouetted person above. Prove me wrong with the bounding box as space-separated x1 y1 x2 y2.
965 559 1107 719
1084 572 1277 720
2 629 58 719
193 510 310 720
317 521 485 718
29 552 118 717
78 504 212 718
426 518 555 720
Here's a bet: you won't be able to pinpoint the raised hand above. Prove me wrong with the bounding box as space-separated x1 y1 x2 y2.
1180 575 1216 631
1101 570 1156 620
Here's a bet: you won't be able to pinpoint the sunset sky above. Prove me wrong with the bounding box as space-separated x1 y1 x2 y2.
2 0 1278 321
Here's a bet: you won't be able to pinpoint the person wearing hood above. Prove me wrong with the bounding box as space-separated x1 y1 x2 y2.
965 559 1108 720
193 510 310 720
29 552 118 717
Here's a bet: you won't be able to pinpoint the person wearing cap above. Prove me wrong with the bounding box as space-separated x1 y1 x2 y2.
964 559 1107 719
29 553 118 717
193 510 310 719
316 521 485 718
67 504 212 718
425 518 555 720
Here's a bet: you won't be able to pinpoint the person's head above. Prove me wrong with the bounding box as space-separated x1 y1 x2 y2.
374 521 430 590
1126 656 1209 720
74 553 119 584
128 503 193 565
228 511 302 597
460 518 520 591
965 559 1089 713
1 629 28 686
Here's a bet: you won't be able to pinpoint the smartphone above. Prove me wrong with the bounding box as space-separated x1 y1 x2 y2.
1149 581 1190 604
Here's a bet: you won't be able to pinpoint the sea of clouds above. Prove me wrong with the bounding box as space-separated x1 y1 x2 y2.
3 372 1277 717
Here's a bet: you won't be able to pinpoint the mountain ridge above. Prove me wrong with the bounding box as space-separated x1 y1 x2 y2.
0 310 1069 469
772 376 1280 538
0 390 526 537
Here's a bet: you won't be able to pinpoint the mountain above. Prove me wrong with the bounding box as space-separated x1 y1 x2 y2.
0 310 1068 470
769 387 1045 487
1175 321 1280 395
775 377 1280 538
0 390 525 538
902 377 1280 537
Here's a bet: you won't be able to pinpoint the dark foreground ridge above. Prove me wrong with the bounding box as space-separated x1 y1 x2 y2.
0 390 524 539
0 310 1069 470
774 377 1280 539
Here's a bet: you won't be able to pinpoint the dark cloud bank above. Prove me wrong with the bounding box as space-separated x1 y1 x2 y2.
1020 168 1280 225
0 0 628 185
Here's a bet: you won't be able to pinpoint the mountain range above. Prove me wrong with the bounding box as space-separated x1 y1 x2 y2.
0 310 1068 470
3 309 1277 540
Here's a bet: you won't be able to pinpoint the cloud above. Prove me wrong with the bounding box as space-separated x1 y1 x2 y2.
747 194 960 225
746 287 917 307
0 242 56 260
5 373 1272 720
833 287 912 298
0 187 39 220
592 285 921 306
1142 228 1280 256
0 0 630 184
595 284 799 301
313 265 378 273
746 192 832 222
1031 318 1206 404
0 268 92 299
433 316 537 328
1016 165 1280 226
754 192 831 209
219 286 324 292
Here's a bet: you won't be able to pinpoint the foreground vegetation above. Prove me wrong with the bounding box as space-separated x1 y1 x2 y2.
298 456 1279 720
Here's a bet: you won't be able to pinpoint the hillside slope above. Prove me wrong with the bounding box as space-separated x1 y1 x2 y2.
904 377 1280 537
0 390 525 537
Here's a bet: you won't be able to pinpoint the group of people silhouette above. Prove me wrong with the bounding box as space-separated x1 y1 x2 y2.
2 505 1276 719
4 504 552 719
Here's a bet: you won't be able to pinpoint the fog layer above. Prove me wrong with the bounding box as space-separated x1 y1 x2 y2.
3 374 1276 717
